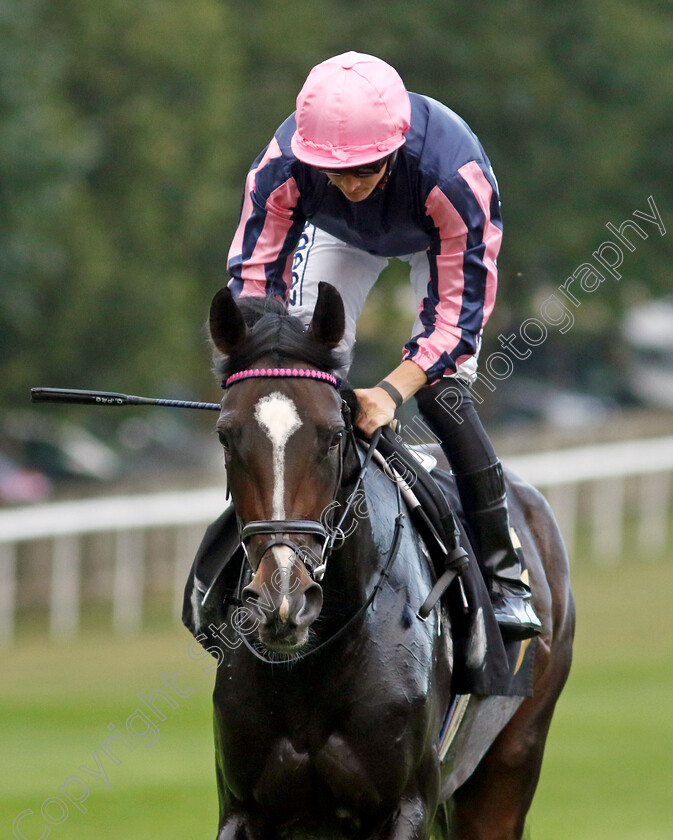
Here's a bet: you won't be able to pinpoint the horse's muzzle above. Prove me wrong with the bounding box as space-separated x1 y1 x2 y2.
241 549 323 651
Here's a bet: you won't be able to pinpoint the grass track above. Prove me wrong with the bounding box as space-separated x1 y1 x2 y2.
2 558 672 838
2 631 218 838
527 557 673 840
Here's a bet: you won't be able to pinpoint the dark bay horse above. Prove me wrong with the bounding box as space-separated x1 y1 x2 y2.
199 282 574 840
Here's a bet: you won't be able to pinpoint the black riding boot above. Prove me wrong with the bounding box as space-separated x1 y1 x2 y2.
454 462 541 641
416 378 541 640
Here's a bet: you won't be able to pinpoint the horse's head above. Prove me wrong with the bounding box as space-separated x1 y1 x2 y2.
209 283 348 653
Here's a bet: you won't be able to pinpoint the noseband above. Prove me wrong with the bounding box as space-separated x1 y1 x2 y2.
239 520 332 580
222 366 353 581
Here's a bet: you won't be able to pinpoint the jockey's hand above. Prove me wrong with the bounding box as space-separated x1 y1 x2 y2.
353 360 428 437
353 387 397 436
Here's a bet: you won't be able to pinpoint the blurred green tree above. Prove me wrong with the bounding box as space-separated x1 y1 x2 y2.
0 0 237 407
2 0 671 412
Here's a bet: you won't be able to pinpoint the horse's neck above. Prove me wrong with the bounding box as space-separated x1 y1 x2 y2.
326 457 398 601
330 510 375 597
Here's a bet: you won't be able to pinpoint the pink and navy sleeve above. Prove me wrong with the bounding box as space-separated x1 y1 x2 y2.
227 136 305 301
403 159 503 382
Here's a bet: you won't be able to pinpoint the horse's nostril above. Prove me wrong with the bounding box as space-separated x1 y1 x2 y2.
296 583 323 626
241 585 266 625
241 584 255 602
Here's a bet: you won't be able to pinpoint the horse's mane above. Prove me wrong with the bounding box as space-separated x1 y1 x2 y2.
214 296 348 381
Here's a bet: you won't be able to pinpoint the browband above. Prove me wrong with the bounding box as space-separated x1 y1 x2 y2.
223 367 341 390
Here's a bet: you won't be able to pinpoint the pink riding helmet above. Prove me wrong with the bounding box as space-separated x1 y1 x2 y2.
291 51 411 169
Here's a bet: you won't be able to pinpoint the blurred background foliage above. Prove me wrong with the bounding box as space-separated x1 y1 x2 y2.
1 0 671 422
2 7 671 834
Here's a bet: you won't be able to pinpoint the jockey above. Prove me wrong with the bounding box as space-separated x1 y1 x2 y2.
227 51 540 640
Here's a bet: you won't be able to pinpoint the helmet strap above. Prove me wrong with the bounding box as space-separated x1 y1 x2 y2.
376 150 398 191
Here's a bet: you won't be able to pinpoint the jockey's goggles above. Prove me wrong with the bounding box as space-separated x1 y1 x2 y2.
316 155 390 179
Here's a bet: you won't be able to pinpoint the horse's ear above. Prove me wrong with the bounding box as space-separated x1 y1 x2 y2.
309 282 345 349
209 287 247 355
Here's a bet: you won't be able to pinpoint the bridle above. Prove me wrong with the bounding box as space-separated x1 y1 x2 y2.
222 366 362 582
220 365 404 664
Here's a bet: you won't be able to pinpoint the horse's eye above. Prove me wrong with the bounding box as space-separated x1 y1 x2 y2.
217 430 230 451
330 430 344 449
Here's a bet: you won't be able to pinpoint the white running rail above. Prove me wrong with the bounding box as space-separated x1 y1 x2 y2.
1 437 672 642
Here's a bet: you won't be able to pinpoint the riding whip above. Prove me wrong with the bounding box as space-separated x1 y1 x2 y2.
31 387 221 412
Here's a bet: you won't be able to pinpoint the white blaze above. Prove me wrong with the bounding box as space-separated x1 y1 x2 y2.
272 544 295 614
254 392 302 519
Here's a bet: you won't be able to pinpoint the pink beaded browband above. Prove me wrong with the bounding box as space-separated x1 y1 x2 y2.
222 367 341 390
